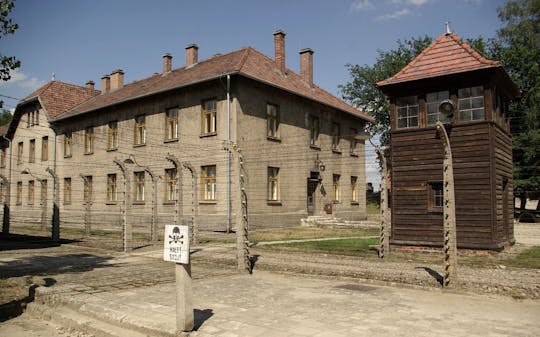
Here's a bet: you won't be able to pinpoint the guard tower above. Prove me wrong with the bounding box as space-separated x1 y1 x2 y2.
377 30 520 250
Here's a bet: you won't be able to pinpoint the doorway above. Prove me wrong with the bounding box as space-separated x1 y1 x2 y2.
307 172 319 215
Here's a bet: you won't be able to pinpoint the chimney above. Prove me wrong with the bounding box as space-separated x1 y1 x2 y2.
273 29 286 73
110 69 124 90
85 80 95 90
185 44 198 67
163 53 172 74
299 48 314 85
101 75 110 94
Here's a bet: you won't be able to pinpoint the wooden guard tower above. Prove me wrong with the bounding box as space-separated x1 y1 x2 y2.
377 31 520 250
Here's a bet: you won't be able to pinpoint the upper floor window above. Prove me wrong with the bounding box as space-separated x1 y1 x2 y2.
107 174 117 202
201 165 216 201
108 121 118 150
308 115 320 147
134 115 146 145
333 174 340 203
396 96 418 129
331 122 340 152
201 100 217 135
458 86 484 121
29 139 35 163
84 127 94 154
165 168 177 202
267 104 280 139
17 142 23 165
134 171 145 202
41 136 48 161
426 91 451 125
64 132 72 158
349 128 358 156
267 167 280 202
165 109 179 141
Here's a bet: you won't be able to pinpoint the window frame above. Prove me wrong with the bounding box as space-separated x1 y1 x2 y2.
267 103 280 140
16 181 22 205
17 142 23 165
333 174 341 203
63 177 71 205
396 96 419 129
331 122 341 152
134 171 145 202
458 86 485 122
201 165 216 202
107 173 117 203
201 99 217 135
267 167 280 202
84 127 94 154
165 109 179 141
0 148 6 168
41 136 48 161
83 176 93 203
29 139 35 163
427 181 444 212
426 91 451 126
351 176 358 204
134 115 146 146
309 115 320 148
28 180 34 205
108 121 118 150
165 168 177 202
64 132 72 158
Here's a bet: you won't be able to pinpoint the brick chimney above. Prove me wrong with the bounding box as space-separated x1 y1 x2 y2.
110 69 124 90
185 44 198 67
85 80 95 90
299 48 314 85
163 53 172 74
273 30 286 73
101 75 110 94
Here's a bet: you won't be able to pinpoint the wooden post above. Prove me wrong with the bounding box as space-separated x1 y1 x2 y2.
374 146 390 258
175 262 194 332
436 122 458 287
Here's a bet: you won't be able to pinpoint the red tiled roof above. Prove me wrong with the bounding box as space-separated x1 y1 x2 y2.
21 81 100 118
54 47 372 122
377 33 501 87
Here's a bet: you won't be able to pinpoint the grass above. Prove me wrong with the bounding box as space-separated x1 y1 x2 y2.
250 227 378 243
366 202 380 215
16 225 151 241
261 237 379 256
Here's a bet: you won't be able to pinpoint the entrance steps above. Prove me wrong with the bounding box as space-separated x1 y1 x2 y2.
301 216 378 229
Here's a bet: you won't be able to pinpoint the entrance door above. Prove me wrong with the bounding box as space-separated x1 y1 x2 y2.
307 176 318 215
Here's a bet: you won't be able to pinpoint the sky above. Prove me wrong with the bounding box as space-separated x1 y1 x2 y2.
1 0 507 189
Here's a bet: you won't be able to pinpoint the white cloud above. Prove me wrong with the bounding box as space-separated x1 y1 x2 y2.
375 8 412 20
0 69 46 90
350 0 375 11
390 0 429 5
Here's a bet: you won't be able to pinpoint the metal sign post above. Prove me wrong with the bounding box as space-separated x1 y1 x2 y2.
164 225 193 332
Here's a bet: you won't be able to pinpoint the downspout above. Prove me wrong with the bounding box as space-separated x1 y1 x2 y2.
227 74 231 233
2 135 12 234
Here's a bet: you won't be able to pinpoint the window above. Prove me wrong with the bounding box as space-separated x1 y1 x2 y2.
64 132 72 157
201 99 217 135
134 115 146 145
106 174 117 202
16 181 22 204
165 168 177 202
333 174 340 202
351 176 358 203
41 180 47 205
309 115 320 147
1 148 6 168
63 178 71 204
108 121 118 150
41 136 48 161
426 91 451 125
458 86 484 121
17 142 23 165
165 109 179 141
349 128 358 155
396 96 419 129
134 171 145 202
26 112 30 128
267 104 280 139
332 122 340 152
28 180 34 205
267 167 280 201
83 176 92 203
29 139 35 163
85 127 94 154
201 165 216 201
428 181 444 212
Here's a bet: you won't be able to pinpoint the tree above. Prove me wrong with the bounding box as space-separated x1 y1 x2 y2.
0 0 20 108
339 36 432 145
492 0 540 198
0 109 12 125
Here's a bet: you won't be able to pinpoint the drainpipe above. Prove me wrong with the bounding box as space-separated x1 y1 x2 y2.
1 135 12 234
227 74 232 233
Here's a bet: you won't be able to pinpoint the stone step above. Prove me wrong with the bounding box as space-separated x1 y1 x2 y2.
26 302 156 337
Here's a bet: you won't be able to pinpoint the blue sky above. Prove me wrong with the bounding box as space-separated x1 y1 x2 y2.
1 0 507 188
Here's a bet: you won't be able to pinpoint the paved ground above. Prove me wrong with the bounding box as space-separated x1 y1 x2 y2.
0 223 539 336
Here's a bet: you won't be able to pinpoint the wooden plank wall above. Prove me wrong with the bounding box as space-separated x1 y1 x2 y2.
391 123 499 249
493 125 514 245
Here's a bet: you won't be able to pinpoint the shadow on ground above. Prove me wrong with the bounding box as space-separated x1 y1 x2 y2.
194 309 214 330
0 233 80 252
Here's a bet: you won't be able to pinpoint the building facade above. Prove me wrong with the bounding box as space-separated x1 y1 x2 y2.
377 32 520 250
2 31 372 236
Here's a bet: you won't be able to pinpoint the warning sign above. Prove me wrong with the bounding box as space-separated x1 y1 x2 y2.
163 225 190 264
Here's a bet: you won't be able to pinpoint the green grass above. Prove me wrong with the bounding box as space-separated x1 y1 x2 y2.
366 202 380 215
503 246 540 269
262 237 379 256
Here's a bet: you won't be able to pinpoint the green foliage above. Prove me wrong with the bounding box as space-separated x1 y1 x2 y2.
0 0 20 109
492 0 540 195
0 109 12 125
339 36 432 145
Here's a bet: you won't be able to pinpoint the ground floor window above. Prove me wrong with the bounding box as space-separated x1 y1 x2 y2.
351 176 358 203
165 168 177 201
63 178 71 204
333 174 340 202
267 167 280 201
107 174 117 202
428 181 443 212
201 165 216 201
134 171 145 202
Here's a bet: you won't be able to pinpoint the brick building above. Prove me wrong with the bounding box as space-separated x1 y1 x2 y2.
1 31 372 236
